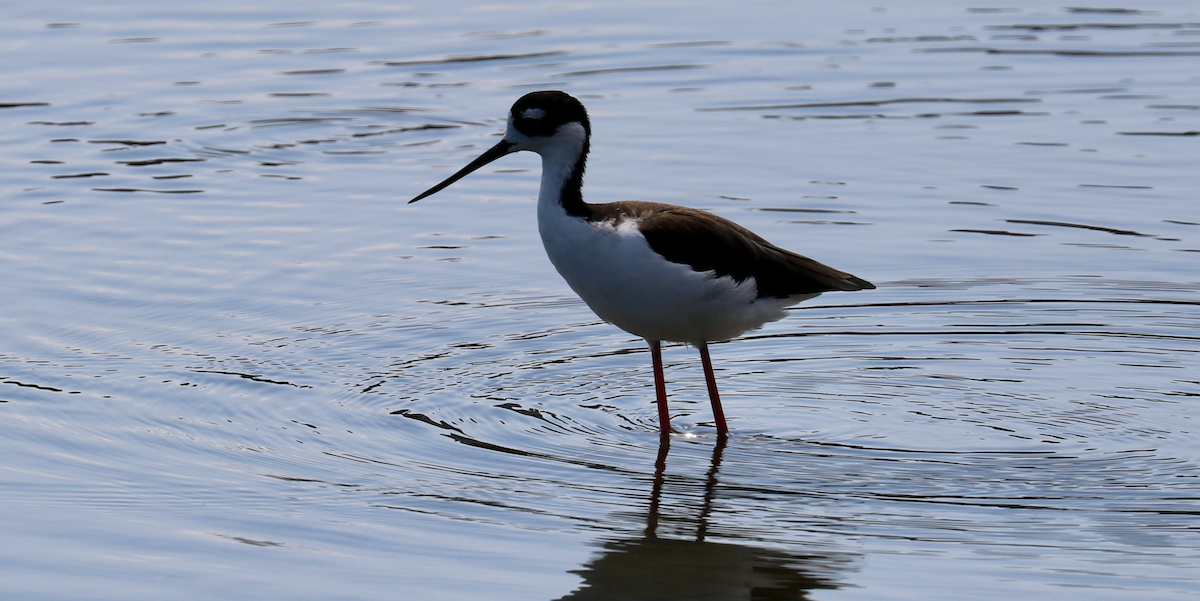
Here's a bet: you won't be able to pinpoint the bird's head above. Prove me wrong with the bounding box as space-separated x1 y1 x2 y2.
409 90 590 203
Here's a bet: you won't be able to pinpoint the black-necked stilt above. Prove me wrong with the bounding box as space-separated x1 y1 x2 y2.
410 91 873 439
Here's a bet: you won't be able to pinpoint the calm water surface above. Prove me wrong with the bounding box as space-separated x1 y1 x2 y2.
2 1 1198 599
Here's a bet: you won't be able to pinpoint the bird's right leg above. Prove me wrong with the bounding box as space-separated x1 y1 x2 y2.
648 339 671 439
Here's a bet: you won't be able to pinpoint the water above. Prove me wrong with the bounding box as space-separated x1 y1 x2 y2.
2 1 1199 599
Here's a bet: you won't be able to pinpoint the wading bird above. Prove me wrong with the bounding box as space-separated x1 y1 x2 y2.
410 91 873 439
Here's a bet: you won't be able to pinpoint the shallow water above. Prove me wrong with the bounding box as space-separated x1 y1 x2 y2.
2 1 1199 599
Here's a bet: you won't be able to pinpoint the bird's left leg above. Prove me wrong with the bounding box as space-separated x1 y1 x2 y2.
697 341 729 437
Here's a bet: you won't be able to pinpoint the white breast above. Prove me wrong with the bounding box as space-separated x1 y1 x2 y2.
537 200 796 343
526 122 801 343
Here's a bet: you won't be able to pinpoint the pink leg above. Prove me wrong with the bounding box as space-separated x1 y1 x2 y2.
648 339 671 438
697 341 729 437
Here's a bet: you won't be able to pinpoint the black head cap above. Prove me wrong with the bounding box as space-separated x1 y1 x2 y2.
510 91 590 138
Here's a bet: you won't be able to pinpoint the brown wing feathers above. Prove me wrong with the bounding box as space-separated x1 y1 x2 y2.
590 201 874 298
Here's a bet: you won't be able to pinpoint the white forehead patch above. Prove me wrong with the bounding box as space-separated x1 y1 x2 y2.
520 108 546 120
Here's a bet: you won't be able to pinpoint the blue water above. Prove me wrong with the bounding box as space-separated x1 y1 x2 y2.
2 1 1199 599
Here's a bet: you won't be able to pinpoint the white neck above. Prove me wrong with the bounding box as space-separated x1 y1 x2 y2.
534 122 589 217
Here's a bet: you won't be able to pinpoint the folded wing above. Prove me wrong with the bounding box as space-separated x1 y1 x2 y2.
594 201 874 299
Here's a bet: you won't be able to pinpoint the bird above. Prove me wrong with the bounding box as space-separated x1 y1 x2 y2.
409 91 873 439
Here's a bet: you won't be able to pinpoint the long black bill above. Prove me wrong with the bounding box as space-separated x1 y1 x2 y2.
409 140 516 203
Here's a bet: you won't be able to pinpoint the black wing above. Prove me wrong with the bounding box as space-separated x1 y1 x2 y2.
591 201 874 298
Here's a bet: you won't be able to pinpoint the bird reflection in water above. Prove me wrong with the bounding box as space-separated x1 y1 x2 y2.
557 439 844 600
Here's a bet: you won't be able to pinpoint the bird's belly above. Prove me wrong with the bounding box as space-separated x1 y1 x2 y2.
539 217 799 343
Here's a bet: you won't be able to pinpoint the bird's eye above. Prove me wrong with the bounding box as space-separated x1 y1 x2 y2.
514 116 543 136
513 107 548 135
